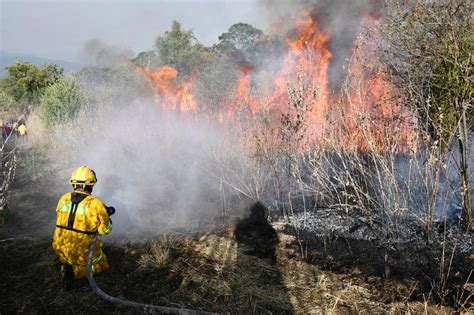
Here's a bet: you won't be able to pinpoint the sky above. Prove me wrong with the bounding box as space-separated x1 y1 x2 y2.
0 0 271 63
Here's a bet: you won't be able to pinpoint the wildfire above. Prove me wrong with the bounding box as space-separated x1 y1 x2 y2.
280 9 332 136
233 65 259 114
138 7 413 152
220 9 332 137
138 66 198 113
338 14 413 151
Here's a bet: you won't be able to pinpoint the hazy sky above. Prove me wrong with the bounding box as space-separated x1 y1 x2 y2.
0 0 271 63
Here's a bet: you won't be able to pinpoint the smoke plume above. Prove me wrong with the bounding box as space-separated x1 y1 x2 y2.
80 39 135 68
258 0 383 87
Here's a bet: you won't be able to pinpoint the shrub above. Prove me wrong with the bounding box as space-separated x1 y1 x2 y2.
40 77 84 127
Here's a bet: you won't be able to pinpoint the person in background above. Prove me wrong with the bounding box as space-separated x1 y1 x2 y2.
52 166 115 290
4 121 12 138
17 122 27 143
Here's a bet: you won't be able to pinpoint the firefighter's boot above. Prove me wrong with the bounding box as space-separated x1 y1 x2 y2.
61 264 74 290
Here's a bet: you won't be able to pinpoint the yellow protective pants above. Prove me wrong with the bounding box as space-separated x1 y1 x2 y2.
53 228 109 279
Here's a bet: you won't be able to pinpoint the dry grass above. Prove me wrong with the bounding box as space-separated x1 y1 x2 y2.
122 223 456 314
138 234 177 270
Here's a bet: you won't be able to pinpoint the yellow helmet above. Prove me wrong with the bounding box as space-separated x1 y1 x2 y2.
69 165 97 187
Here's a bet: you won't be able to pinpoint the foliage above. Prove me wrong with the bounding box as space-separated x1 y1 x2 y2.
216 23 264 52
74 66 117 86
194 54 240 111
154 21 206 76
1 62 63 106
133 50 161 69
214 23 283 68
0 89 16 109
40 77 84 127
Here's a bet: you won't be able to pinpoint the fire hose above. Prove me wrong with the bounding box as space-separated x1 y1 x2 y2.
87 234 218 315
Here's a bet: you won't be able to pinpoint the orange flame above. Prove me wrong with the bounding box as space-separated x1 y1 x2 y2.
138 66 198 113
282 10 332 136
138 9 414 152
233 65 259 114
223 10 332 139
338 14 414 152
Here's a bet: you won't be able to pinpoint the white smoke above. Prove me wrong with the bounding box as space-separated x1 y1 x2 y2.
48 99 251 240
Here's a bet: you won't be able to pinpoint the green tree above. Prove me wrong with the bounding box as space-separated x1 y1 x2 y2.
1 62 63 105
40 77 84 127
214 23 284 75
154 21 206 76
216 23 264 52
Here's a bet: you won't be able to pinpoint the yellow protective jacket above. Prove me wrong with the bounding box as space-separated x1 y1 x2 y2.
17 124 26 136
52 190 112 278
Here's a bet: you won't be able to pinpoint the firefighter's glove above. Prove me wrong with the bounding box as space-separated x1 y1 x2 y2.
106 206 116 216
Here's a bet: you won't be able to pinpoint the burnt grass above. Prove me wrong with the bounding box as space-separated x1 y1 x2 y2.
0 148 473 314
285 210 473 306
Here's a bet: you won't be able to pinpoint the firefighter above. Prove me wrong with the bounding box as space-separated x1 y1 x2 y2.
17 123 26 137
52 165 115 289
17 123 27 144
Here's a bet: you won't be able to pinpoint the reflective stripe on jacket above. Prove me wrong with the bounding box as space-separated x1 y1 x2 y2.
54 191 112 235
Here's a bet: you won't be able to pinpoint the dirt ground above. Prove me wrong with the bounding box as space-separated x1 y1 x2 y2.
0 149 472 314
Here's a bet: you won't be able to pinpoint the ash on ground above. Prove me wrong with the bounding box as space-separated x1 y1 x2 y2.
281 208 473 304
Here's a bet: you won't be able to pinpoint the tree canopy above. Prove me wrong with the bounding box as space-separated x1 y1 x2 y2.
214 23 283 72
216 23 264 52
1 62 63 106
154 21 206 76
133 51 161 69
382 0 473 140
